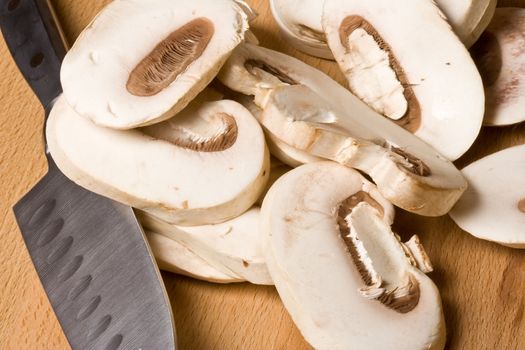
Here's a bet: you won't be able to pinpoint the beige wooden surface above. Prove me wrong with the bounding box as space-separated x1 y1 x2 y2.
0 0 524 349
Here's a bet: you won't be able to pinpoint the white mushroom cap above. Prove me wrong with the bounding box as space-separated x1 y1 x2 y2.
47 94 269 225
139 207 272 285
436 0 496 48
322 0 484 160
61 0 250 129
270 0 332 59
450 145 525 248
146 231 244 284
261 162 445 349
471 8 525 126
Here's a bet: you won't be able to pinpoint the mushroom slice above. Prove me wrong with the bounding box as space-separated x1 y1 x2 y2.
322 0 484 160
450 145 525 248
470 8 525 126
146 231 244 284
61 0 251 129
270 0 332 59
258 84 467 217
139 207 272 285
47 94 269 226
261 162 445 349
237 94 323 167
257 159 293 206
436 0 496 48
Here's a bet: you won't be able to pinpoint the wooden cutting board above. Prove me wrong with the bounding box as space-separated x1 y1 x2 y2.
0 0 524 349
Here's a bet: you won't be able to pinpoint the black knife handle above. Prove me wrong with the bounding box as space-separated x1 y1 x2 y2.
0 0 67 110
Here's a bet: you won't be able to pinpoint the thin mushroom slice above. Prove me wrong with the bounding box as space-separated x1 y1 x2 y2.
261 162 445 350
61 0 251 129
450 145 525 248
471 8 525 126
47 94 269 226
436 0 496 48
270 0 332 59
322 0 484 160
146 231 244 284
139 208 272 285
258 84 467 217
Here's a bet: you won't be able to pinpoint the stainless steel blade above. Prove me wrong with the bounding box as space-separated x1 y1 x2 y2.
2 1 177 348
14 158 176 350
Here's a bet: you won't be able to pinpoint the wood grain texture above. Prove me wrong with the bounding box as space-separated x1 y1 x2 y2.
0 0 524 349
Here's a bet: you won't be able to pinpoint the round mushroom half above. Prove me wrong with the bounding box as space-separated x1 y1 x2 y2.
322 0 484 160
146 231 244 284
261 162 445 349
450 145 525 248
61 0 251 129
470 7 525 126
47 94 269 226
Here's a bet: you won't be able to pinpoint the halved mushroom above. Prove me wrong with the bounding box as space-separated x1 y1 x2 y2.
450 145 525 248
261 162 445 349
257 84 467 217
47 94 269 225
146 231 244 283
61 0 251 129
139 207 272 285
437 0 497 48
470 8 525 126
322 0 484 160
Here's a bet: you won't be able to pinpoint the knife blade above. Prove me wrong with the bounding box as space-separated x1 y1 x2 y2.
1 1 177 349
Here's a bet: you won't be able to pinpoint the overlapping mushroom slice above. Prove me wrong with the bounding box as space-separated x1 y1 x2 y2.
139 208 272 285
322 0 484 160
219 45 467 216
61 0 251 129
47 94 269 225
146 231 244 283
437 0 496 47
450 145 525 248
261 162 445 349
471 8 525 126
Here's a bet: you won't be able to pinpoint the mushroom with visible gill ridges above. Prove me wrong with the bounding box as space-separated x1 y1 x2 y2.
47 93 269 226
61 0 251 129
321 0 484 160
470 7 525 126
146 231 244 284
450 145 525 248
261 162 445 350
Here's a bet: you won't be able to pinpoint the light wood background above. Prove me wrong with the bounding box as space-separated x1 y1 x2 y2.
1 0 524 349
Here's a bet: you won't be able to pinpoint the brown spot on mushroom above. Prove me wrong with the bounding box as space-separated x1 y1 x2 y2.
127 18 214 96
338 16 421 133
245 59 298 85
471 31 502 88
142 113 238 152
391 147 431 177
242 260 250 268
518 199 525 213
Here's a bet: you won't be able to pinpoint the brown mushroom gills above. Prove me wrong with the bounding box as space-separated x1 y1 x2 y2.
337 196 420 314
338 16 421 133
244 59 298 85
141 113 238 152
518 199 525 213
127 18 214 97
391 147 432 177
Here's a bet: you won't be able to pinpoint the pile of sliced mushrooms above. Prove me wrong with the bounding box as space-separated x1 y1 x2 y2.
48 0 525 348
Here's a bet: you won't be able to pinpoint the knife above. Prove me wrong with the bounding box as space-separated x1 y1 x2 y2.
0 1 177 349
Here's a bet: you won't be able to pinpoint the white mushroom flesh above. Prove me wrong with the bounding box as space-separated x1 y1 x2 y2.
450 145 525 248
61 0 250 129
47 94 269 225
261 162 445 350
